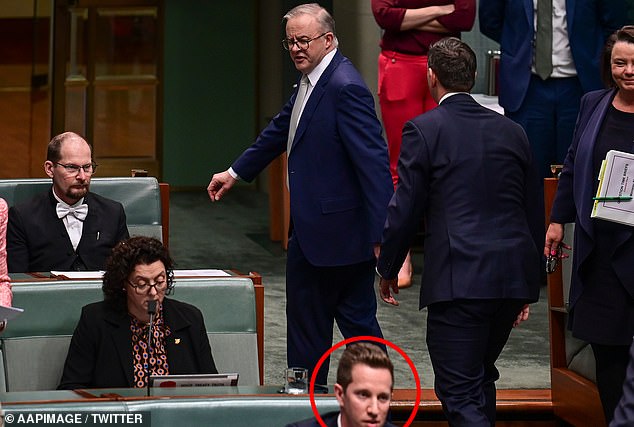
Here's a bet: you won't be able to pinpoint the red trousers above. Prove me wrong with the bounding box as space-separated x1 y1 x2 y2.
378 50 437 187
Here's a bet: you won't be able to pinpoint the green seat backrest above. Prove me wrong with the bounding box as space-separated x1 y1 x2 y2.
0 277 259 391
2 395 340 427
0 177 162 241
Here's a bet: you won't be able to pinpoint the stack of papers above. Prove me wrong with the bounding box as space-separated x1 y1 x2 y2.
592 150 634 226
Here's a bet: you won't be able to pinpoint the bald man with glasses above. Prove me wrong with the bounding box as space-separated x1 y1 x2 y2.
7 132 129 273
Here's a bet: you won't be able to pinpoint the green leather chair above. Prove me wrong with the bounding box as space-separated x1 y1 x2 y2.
0 177 164 242
1 393 340 427
0 277 259 391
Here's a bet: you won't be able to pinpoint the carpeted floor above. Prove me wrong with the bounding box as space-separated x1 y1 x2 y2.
168 186 551 389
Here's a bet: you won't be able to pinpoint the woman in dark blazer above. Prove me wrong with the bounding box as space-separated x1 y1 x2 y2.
545 26 634 423
58 236 217 389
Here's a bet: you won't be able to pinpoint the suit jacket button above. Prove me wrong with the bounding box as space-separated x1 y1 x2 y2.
391 58 396 63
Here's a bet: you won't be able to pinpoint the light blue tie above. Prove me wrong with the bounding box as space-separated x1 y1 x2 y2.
287 75 309 156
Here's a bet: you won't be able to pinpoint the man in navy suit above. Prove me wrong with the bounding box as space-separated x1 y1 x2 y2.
479 0 624 181
7 132 129 272
285 342 396 427
377 38 541 426
207 4 393 384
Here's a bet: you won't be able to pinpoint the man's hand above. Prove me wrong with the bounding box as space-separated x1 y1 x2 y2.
513 304 530 328
379 277 399 306
207 170 237 202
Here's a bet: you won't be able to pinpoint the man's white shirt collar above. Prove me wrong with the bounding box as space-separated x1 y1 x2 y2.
52 188 85 208
305 48 337 87
438 92 470 104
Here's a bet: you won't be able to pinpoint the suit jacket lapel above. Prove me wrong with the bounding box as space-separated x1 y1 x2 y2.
575 90 614 239
78 193 96 248
566 0 576 30
523 0 533 30
47 189 75 251
105 308 135 387
291 51 344 151
163 299 193 372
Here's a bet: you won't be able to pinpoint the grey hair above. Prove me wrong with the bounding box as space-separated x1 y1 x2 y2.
283 3 339 48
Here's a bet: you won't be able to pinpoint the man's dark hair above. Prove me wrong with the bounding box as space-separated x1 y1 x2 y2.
336 342 394 392
102 236 175 310
47 132 93 163
602 25 634 88
427 37 477 92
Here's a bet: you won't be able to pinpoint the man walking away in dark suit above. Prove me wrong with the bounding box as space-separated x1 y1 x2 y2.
286 342 397 427
377 37 541 426
207 3 393 385
7 132 129 272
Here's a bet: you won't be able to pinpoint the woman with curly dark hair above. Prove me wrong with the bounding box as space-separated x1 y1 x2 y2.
58 236 217 389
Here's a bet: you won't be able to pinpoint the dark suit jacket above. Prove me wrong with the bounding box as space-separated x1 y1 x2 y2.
286 411 397 427
7 189 129 272
232 50 393 266
377 94 541 307
550 89 634 308
58 298 217 389
479 0 624 113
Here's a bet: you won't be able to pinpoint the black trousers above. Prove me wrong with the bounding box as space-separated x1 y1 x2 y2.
426 298 526 427
591 342 631 424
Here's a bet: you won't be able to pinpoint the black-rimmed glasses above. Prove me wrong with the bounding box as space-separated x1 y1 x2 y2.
282 32 328 51
55 162 98 175
546 246 562 274
127 279 167 294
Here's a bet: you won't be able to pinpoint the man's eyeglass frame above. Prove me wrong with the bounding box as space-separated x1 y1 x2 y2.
282 32 328 51
54 162 98 175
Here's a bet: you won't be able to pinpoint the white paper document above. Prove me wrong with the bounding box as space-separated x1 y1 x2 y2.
592 150 634 226
51 271 105 279
173 269 231 277
0 305 24 321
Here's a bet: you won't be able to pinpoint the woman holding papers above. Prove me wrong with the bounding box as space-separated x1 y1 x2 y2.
545 26 634 423
0 198 11 332
58 236 217 389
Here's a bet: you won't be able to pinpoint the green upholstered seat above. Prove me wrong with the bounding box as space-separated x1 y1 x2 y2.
1 392 339 427
0 277 259 391
0 177 163 242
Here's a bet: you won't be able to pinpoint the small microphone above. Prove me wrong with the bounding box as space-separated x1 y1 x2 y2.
146 300 158 397
147 300 158 316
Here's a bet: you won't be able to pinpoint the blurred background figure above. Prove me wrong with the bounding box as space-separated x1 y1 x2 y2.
58 236 217 389
545 26 634 424
372 0 475 287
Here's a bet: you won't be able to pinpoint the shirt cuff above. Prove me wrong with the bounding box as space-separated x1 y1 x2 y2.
227 167 241 181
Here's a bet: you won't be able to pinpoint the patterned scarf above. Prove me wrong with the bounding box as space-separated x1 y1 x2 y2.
130 304 171 387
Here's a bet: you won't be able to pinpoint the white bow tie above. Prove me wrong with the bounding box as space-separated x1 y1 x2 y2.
56 203 88 221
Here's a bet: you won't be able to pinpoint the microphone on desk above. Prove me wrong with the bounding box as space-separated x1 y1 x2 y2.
146 300 158 397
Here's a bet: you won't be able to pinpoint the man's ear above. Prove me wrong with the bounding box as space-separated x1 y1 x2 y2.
427 67 437 88
334 383 345 406
44 161 54 178
325 32 335 49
